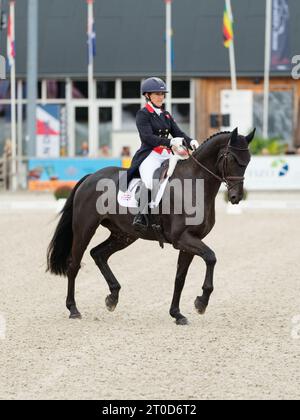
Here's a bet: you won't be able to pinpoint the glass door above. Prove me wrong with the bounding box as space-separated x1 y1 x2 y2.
98 107 113 156
74 106 89 156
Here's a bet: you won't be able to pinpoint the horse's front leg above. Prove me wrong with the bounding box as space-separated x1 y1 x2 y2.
193 241 216 315
170 251 194 325
176 231 216 316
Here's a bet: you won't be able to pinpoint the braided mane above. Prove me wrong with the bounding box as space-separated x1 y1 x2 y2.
193 131 231 157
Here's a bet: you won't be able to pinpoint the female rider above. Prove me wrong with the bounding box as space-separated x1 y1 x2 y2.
129 77 199 230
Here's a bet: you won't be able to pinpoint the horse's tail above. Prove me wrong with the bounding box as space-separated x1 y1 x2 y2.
47 175 90 277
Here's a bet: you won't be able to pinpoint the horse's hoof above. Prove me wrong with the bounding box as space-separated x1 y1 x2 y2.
176 317 189 326
105 295 117 312
69 312 82 319
196 306 206 315
194 297 207 315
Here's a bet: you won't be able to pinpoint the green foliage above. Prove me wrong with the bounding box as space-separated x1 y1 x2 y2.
54 185 73 200
249 136 288 156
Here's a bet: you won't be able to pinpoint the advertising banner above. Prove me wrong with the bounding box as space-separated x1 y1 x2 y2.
245 156 300 190
28 158 122 191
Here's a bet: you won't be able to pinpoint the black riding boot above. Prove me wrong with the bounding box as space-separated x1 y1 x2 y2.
133 184 151 231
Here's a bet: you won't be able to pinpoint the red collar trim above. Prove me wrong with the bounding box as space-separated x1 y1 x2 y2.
145 102 163 114
145 103 155 113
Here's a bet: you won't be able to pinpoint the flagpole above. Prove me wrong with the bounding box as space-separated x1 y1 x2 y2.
165 0 172 112
87 0 96 157
9 0 17 191
225 0 237 91
263 0 272 139
26 0 38 160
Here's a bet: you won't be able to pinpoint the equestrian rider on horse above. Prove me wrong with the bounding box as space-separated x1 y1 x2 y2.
130 77 200 231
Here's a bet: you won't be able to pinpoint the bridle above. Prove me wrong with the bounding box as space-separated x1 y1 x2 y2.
189 139 249 191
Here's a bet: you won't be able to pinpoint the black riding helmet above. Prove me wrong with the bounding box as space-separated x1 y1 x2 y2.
141 77 169 96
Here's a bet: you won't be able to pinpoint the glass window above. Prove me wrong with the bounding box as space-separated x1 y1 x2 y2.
0 80 10 100
253 91 293 144
0 105 12 155
122 104 140 130
122 81 140 99
97 81 115 99
98 107 113 156
172 104 191 136
72 81 88 99
172 81 190 98
21 81 42 99
46 81 66 99
37 81 42 99
75 107 89 156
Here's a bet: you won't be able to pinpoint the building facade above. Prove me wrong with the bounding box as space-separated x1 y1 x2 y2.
0 0 299 158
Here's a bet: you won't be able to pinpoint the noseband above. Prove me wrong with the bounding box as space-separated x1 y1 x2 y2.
189 139 249 191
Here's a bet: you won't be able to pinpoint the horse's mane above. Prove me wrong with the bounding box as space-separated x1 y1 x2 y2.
194 131 231 155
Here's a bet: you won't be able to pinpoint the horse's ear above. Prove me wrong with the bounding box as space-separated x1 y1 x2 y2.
246 128 256 144
230 128 239 146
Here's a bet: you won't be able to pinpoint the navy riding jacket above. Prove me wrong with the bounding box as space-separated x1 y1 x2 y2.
127 103 192 180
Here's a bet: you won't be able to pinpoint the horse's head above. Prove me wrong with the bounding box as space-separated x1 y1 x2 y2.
218 128 255 205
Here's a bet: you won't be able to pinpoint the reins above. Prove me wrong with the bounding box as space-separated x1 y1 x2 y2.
188 139 249 191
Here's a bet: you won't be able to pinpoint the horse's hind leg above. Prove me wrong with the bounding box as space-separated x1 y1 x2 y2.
67 226 97 319
90 232 137 311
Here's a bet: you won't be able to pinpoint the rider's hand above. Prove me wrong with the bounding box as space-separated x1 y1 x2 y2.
170 137 184 148
190 140 200 151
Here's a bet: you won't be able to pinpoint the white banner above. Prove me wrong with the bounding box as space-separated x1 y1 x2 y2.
221 90 253 134
245 156 300 190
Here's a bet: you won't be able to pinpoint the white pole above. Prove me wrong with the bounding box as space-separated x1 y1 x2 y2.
225 0 237 91
263 0 272 139
26 0 38 158
87 0 96 157
165 0 172 112
10 1 17 191
17 79 23 185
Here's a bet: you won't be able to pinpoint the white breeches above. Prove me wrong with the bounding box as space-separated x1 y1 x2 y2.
139 150 171 190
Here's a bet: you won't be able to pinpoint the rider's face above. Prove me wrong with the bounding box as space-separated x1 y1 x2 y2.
149 92 165 108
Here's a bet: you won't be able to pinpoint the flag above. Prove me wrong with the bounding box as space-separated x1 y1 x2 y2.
223 3 234 48
87 0 96 65
165 28 175 68
7 1 15 67
171 28 175 68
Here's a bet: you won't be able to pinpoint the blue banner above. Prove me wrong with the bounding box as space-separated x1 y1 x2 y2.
28 158 122 182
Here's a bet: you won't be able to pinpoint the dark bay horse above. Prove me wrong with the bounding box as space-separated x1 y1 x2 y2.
47 128 255 325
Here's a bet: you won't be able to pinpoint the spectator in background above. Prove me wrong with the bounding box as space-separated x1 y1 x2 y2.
3 139 12 159
296 147 300 155
80 141 89 156
3 139 12 190
99 144 111 157
121 146 131 157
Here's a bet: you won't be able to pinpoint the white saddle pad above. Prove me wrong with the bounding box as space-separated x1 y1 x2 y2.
117 177 169 209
